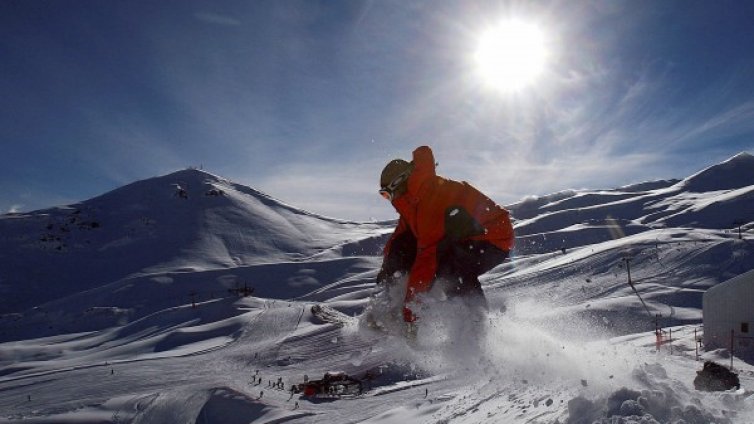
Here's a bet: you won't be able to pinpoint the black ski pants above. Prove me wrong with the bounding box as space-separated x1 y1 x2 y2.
379 230 509 303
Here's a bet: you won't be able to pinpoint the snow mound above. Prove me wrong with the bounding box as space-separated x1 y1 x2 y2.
195 387 314 424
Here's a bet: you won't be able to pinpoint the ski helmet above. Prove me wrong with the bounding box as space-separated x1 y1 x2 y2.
380 159 412 188
379 159 413 200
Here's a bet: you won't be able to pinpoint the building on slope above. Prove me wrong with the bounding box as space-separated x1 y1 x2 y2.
703 268 754 357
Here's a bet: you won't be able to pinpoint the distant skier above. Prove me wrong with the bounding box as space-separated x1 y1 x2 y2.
376 146 514 325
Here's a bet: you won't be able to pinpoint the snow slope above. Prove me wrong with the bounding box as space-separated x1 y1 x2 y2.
1 154 754 423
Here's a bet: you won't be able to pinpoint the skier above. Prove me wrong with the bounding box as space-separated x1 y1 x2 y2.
376 146 514 325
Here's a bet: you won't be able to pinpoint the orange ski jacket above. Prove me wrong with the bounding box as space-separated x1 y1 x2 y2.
384 146 514 305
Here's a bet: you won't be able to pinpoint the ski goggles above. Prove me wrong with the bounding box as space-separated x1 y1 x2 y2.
379 169 412 201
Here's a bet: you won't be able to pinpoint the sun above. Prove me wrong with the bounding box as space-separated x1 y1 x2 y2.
474 19 548 93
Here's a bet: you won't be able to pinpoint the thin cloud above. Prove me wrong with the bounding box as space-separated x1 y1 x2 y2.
671 100 754 147
443 62 679 204
248 159 392 221
77 112 189 186
193 12 242 27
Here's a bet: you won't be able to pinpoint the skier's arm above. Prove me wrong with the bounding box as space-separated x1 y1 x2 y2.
377 217 415 285
402 243 438 322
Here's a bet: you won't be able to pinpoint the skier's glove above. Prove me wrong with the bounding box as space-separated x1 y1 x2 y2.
403 286 419 322
402 306 417 323
376 269 391 286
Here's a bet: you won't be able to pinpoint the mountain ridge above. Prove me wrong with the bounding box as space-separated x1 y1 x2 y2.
1 154 752 315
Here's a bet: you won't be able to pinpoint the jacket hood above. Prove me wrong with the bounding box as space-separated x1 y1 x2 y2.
407 146 436 195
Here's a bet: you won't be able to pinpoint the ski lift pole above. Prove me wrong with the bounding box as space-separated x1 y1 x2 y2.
730 329 735 371
624 257 653 319
694 327 699 360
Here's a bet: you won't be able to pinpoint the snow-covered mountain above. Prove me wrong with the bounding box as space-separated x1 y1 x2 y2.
1 154 753 423
0 169 389 316
510 152 754 254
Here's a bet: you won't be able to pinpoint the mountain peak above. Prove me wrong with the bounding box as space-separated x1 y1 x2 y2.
728 151 754 162
158 168 225 186
679 151 754 192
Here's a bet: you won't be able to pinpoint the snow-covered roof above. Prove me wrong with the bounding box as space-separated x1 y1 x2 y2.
705 268 754 300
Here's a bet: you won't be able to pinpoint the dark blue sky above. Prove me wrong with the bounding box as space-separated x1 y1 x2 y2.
2 0 754 220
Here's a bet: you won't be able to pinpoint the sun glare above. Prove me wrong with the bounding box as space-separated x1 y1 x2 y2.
475 19 547 93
